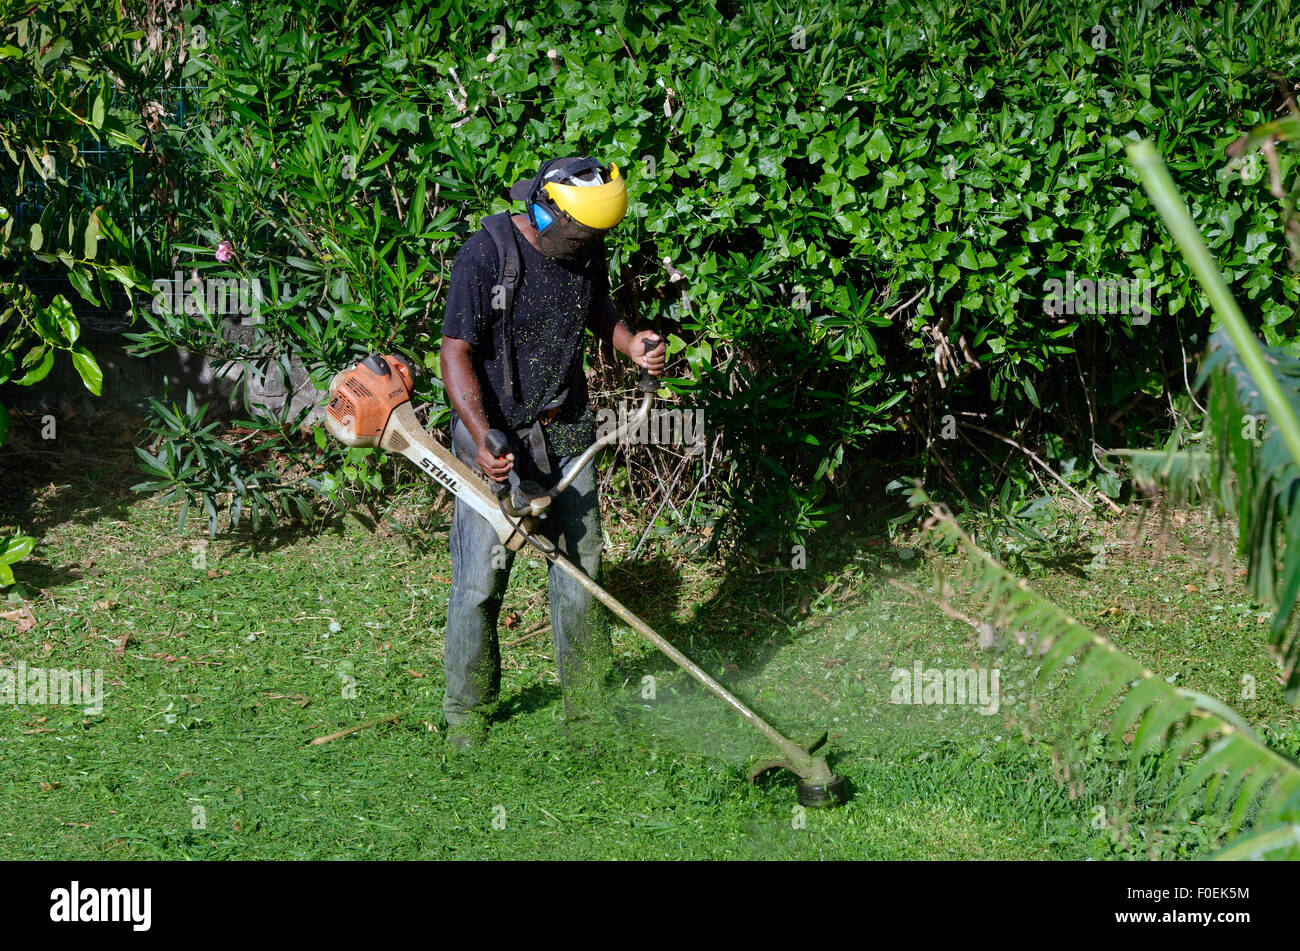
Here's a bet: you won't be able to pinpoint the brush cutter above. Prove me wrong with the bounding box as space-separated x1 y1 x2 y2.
322 347 848 807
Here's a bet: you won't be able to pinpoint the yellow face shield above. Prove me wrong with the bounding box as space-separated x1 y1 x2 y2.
541 164 628 230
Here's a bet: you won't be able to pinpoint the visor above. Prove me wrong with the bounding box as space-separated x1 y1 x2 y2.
509 156 628 231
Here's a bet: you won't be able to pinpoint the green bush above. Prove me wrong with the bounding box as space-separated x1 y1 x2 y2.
92 0 1300 546
1 0 162 584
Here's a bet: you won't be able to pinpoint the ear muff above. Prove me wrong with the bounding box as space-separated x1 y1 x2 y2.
524 157 566 232
532 202 555 233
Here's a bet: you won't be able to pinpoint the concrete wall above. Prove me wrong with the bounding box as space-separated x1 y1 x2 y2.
1 286 327 427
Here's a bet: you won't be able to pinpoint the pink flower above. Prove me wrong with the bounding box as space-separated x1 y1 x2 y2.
215 240 234 263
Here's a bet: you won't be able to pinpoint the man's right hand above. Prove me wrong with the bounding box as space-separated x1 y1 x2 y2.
478 441 514 482
442 336 515 483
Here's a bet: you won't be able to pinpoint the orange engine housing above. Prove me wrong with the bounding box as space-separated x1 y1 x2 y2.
325 354 415 447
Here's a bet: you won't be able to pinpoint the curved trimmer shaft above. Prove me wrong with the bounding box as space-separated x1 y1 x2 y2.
324 351 847 804
541 338 665 500
539 544 837 788
544 389 652 501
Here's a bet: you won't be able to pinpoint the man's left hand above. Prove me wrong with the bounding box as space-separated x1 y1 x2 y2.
629 330 666 376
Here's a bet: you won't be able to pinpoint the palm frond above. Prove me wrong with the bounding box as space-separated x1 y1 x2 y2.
1196 331 1300 699
926 502 1300 845
1106 446 1214 505
1212 820 1300 860
1127 137 1300 703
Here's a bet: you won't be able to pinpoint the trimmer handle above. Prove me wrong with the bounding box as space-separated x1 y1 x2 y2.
483 427 546 516
638 335 662 393
484 429 510 459
483 429 512 498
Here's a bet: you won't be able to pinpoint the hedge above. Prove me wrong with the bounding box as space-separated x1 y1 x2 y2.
13 0 1300 547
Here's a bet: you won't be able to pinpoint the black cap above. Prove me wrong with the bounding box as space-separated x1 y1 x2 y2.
508 156 603 203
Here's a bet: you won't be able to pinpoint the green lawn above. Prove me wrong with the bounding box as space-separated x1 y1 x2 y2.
2 426 1297 859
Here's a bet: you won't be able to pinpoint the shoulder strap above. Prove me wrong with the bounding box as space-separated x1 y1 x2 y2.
480 213 521 401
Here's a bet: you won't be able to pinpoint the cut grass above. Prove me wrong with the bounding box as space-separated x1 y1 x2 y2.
2 423 1298 859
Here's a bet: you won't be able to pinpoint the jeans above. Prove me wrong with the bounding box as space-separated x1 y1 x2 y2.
444 416 611 724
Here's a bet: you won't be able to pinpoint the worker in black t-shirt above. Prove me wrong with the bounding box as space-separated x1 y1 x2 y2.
439 156 665 749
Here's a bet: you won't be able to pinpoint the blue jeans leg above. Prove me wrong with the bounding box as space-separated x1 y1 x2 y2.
442 417 612 724
443 417 512 724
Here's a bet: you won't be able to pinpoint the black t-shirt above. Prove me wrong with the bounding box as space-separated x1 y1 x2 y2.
441 216 604 458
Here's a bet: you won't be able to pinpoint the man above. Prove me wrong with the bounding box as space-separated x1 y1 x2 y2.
439 155 665 749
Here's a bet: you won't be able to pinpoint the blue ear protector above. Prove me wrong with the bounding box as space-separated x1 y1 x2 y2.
525 157 565 233
531 202 554 233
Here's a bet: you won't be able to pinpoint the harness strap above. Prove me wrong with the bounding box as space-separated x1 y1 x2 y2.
516 385 569 478
480 213 522 402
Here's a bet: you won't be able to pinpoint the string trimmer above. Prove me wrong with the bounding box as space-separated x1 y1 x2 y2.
321 348 849 807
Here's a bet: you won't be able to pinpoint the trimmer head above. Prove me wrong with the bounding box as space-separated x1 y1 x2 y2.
746 731 850 807
797 774 849 808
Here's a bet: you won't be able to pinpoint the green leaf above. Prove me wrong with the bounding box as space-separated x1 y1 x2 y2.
1 534 35 564
937 115 976 145
104 264 153 293
864 128 893 162
33 200 55 251
71 345 102 396
285 255 322 273
16 348 54 386
1022 377 1041 408
83 208 101 259
51 295 79 346
378 103 419 134
66 266 101 305
91 82 106 128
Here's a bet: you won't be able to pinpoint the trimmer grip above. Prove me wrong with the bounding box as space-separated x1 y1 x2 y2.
638 336 662 393
482 429 511 496
484 429 510 459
